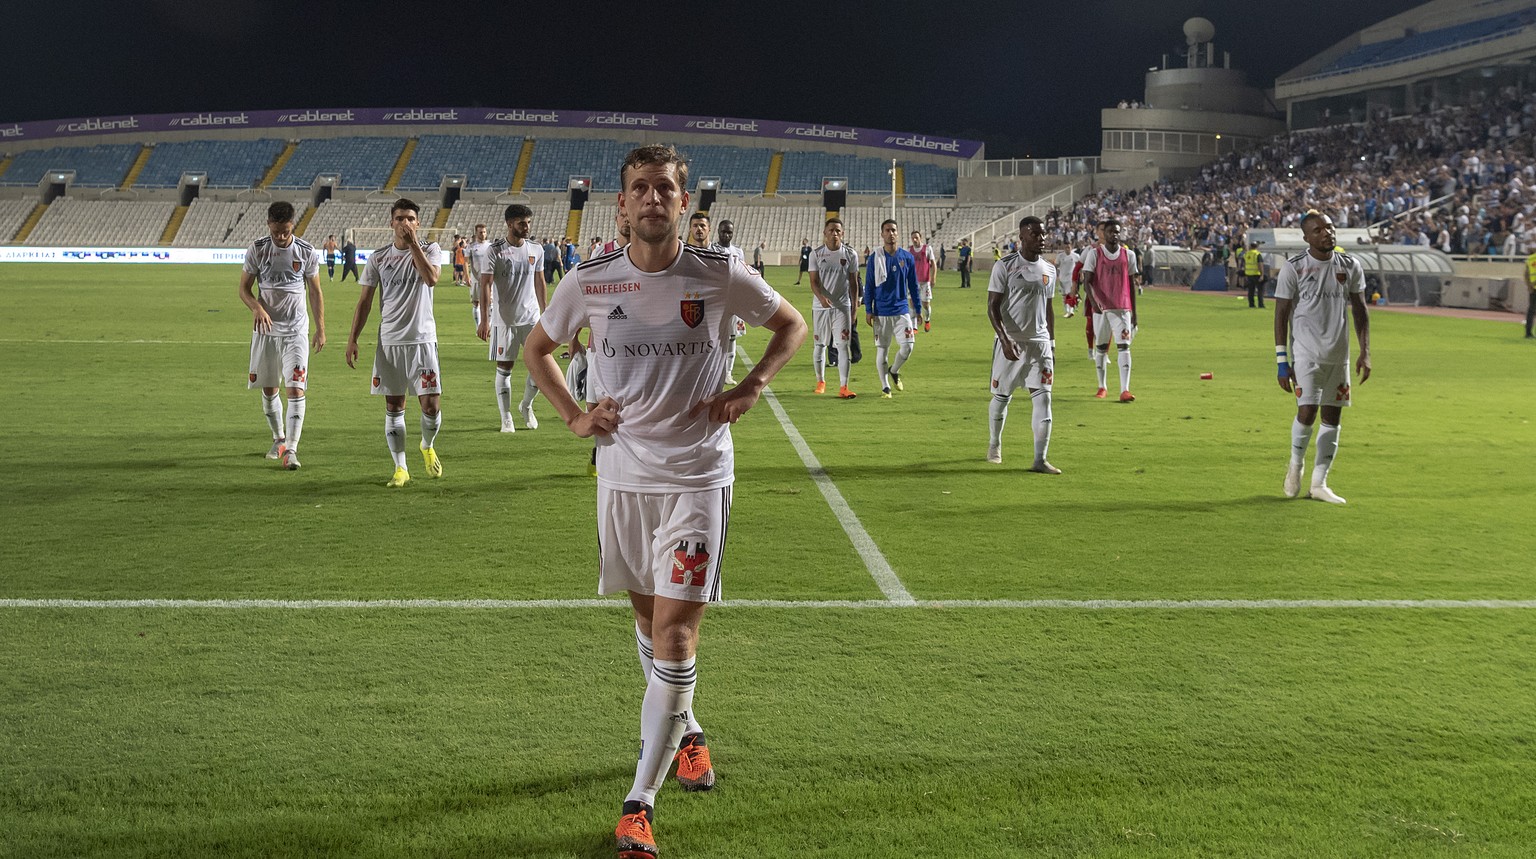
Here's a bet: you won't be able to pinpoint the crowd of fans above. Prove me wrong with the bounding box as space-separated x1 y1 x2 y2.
1046 87 1536 261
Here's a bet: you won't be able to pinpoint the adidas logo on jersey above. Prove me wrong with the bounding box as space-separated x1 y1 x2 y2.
608 305 628 320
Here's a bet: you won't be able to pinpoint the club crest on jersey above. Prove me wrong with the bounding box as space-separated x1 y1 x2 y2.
528 255 536 266
1336 271 1348 284
680 292 704 328
292 261 302 273
671 540 710 587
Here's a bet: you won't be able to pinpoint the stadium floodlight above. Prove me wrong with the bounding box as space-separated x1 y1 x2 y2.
698 178 719 191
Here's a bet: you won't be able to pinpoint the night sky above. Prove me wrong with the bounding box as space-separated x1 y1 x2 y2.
5 0 1428 157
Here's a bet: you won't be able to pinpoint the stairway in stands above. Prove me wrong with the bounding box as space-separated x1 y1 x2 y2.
120 145 153 190
159 205 190 245
510 139 536 194
385 139 417 190
259 142 298 189
294 206 317 238
764 152 784 197
565 209 582 244
12 202 49 243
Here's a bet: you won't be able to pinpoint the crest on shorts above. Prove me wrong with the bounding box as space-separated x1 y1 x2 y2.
680 292 704 328
291 366 306 383
1336 383 1350 401
421 369 438 388
249 373 258 383
671 540 710 587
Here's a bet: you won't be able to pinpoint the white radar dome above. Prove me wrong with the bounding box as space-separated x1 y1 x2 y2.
1184 17 1216 46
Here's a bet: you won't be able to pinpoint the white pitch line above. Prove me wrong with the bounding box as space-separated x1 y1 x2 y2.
3 598 1535 610
741 347 916 606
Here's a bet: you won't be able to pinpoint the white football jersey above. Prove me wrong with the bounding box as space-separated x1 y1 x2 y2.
1275 250 1365 364
538 242 784 492
988 253 1057 343
359 241 445 346
485 237 545 327
243 236 320 339
466 240 490 279
811 244 860 307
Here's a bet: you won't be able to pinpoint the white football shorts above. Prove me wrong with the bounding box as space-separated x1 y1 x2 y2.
597 485 732 603
1292 360 1351 407
488 322 534 363
1092 310 1135 347
920 281 934 302
370 343 443 396
990 339 1054 395
248 331 309 390
872 313 917 349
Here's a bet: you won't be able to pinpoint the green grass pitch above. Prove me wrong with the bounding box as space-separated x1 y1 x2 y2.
2 261 1535 857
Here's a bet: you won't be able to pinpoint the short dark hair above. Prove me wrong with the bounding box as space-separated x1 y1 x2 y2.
881 219 898 230
621 144 689 192
391 198 421 217
824 217 844 228
504 204 532 222
689 211 710 224
1020 215 1044 230
267 201 295 223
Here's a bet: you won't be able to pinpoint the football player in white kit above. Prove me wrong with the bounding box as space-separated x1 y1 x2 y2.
238 201 325 471
716 219 747 387
809 217 860 398
910 230 937 332
524 145 806 859
1275 210 1372 504
476 204 547 432
987 216 1061 472
344 198 446 488
465 223 490 328
1079 219 1140 401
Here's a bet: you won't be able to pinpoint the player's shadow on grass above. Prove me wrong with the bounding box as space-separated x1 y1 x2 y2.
373 768 633 858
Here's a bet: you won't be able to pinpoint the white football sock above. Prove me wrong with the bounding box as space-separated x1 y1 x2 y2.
519 373 538 412
263 392 284 440
471 303 481 326
837 336 851 387
890 341 913 374
420 410 442 450
1031 389 1052 462
1117 348 1132 393
876 344 890 388
1094 350 1108 389
495 367 513 419
625 657 697 807
1290 419 1312 467
1313 423 1340 485
635 626 702 735
989 393 1010 447
385 409 407 469
813 343 826 383
285 396 306 451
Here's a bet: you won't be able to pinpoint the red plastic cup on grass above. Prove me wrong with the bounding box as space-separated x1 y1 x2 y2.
1200 372 1213 380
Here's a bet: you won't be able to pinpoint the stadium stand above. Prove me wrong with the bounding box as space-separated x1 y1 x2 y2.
1314 7 1536 76
172 200 309 247
133 140 288 189
1050 89 1536 260
776 151 897 194
0 199 36 241
522 138 642 193
904 162 958 197
25 199 176 246
270 137 406 190
675 145 774 195
0 144 143 188
396 135 524 192
299 200 441 246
